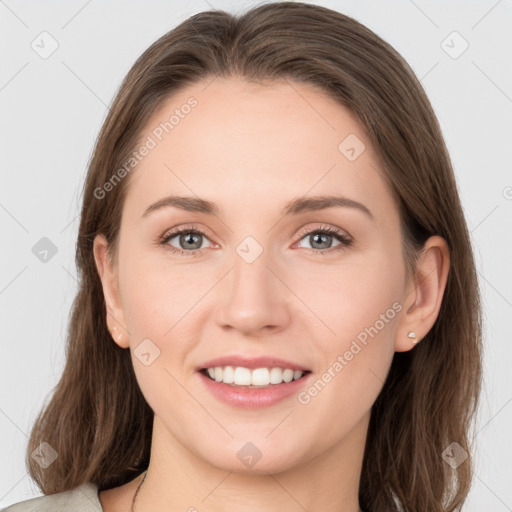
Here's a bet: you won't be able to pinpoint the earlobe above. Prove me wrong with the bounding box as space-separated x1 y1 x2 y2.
106 319 128 347
395 235 450 353
93 234 130 349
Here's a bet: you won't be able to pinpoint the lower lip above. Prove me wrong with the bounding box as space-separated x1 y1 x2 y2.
198 371 312 409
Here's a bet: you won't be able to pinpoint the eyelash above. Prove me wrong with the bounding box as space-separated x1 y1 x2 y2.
158 223 353 257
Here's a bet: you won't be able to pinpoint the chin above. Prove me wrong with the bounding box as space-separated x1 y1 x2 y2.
193 436 308 475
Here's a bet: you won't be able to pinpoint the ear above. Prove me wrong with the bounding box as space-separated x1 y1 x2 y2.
93 234 130 349
395 235 450 352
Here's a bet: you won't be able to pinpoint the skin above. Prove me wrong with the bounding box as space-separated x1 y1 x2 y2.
94 76 450 512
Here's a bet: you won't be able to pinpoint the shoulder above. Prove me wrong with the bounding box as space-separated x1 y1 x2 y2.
1 482 102 512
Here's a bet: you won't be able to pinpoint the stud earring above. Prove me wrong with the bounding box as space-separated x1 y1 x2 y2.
111 325 123 341
407 331 418 344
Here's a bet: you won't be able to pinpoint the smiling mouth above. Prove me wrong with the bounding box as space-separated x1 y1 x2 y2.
199 366 311 387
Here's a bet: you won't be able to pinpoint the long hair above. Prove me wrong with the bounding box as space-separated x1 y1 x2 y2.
26 3 483 510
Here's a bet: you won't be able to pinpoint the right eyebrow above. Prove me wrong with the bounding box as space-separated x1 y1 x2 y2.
141 195 221 219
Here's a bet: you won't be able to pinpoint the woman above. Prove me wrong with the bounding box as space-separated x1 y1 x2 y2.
3 2 482 511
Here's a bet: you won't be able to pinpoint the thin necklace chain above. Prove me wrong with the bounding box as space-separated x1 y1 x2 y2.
130 470 148 512
129 470 364 512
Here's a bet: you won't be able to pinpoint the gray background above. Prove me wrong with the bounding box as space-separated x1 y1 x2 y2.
1 0 511 510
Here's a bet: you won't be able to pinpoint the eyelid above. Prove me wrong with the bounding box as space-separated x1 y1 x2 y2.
295 223 351 242
160 223 350 242
160 223 216 242
159 222 352 255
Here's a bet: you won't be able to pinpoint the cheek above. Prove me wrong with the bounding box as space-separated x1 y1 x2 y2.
292 249 404 400
120 232 405 353
118 247 202 338
292 249 404 340
121 268 172 338
118 256 202 410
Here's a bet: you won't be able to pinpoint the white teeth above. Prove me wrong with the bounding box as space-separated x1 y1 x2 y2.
251 368 269 386
233 367 251 385
204 366 305 386
222 365 234 383
269 367 282 384
282 369 294 383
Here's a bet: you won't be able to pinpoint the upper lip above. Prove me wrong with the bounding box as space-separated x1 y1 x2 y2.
198 355 311 372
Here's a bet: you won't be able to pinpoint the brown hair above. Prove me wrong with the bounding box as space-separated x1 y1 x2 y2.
26 2 483 510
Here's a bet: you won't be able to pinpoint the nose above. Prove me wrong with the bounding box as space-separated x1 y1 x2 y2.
215 248 292 336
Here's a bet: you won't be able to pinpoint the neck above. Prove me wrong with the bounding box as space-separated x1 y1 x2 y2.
134 413 369 512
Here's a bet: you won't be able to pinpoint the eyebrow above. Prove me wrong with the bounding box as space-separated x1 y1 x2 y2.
141 194 373 220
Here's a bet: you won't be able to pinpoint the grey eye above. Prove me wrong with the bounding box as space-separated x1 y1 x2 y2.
298 232 342 250
167 231 208 251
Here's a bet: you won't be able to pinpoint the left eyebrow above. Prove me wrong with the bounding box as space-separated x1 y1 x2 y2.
140 194 373 220
281 195 373 220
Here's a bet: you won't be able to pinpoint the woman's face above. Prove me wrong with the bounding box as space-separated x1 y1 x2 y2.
97 76 414 474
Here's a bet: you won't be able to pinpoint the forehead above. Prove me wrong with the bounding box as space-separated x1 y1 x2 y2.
122 76 396 224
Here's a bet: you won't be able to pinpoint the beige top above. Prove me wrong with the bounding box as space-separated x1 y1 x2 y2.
1 483 103 512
